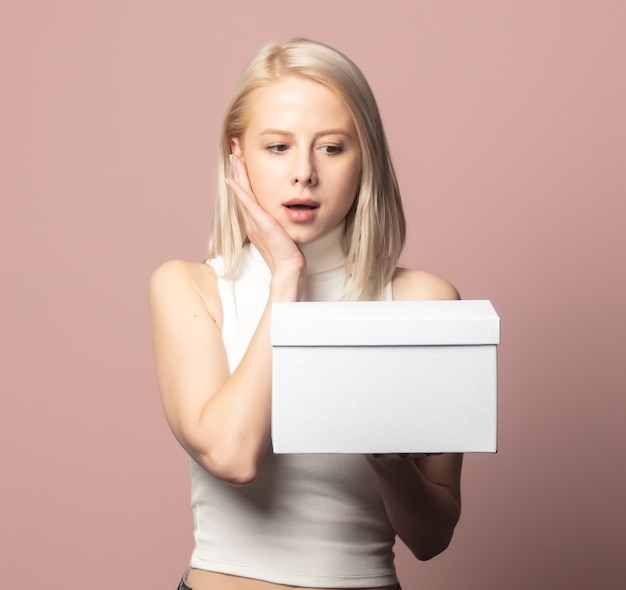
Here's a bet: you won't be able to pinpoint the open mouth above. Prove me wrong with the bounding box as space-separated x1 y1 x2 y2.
284 199 319 211
286 204 317 210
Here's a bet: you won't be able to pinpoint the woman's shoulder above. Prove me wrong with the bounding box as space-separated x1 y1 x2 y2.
392 267 460 301
149 259 221 322
150 259 217 290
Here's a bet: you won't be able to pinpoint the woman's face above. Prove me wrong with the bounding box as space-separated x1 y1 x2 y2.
234 76 362 244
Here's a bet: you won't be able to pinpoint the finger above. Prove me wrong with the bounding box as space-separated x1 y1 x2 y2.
224 175 278 241
225 175 255 213
226 156 261 218
229 154 255 197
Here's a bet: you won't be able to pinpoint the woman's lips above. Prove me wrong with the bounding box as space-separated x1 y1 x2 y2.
283 199 319 222
283 198 319 209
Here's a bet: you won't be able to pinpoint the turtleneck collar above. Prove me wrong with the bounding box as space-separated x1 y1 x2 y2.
299 222 347 275
244 222 347 293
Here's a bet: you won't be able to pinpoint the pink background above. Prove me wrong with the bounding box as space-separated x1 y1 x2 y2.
2 1 625 588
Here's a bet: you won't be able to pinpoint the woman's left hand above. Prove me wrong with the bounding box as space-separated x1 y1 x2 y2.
365 452 462 561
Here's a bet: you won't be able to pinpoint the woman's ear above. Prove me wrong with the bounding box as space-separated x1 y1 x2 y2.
230 138 243 158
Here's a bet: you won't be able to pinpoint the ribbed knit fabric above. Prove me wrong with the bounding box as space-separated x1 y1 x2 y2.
189 224 397 587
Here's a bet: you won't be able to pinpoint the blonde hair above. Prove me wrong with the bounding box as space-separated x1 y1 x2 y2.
209 38 405 300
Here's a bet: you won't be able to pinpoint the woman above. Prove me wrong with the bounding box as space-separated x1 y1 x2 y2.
150 38 463 590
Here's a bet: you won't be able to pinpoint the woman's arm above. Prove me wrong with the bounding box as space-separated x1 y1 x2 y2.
367 268 463 560
367 452 463 560
149 156 303 485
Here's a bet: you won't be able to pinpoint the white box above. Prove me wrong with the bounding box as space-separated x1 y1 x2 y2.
271 300 499 453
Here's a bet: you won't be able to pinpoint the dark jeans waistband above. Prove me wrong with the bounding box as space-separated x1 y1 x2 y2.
177 572 192 590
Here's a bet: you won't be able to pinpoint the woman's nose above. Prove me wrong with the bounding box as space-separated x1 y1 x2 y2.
292 152 318 186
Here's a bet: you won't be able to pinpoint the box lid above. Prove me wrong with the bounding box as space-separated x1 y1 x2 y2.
272 300 499 346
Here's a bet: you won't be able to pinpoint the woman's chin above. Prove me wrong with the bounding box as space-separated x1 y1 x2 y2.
282 225 321 245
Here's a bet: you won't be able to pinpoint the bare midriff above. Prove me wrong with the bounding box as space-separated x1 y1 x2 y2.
185 569 397 590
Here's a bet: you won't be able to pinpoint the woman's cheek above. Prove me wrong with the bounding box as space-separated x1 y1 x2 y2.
243 159 265 200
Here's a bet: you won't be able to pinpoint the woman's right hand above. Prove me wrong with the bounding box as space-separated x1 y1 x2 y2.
226 154 305 288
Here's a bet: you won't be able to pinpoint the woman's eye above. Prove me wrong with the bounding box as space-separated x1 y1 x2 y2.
267 144 289 153
321 144 343 155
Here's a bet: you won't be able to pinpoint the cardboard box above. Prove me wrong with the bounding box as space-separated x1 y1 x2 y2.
271 300 499 453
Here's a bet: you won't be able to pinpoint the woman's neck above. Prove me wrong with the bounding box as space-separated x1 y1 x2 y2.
299 223 346 275
297 224 347 302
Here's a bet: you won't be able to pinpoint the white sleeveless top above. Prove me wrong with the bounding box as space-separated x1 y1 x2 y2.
189 225 398 587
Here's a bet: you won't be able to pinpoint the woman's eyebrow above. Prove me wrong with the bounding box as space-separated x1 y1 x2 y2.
259 128 353 140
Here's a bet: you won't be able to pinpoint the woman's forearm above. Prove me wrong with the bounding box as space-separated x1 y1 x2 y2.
191 269 303 484
367 454 463 560
151 258 303 487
